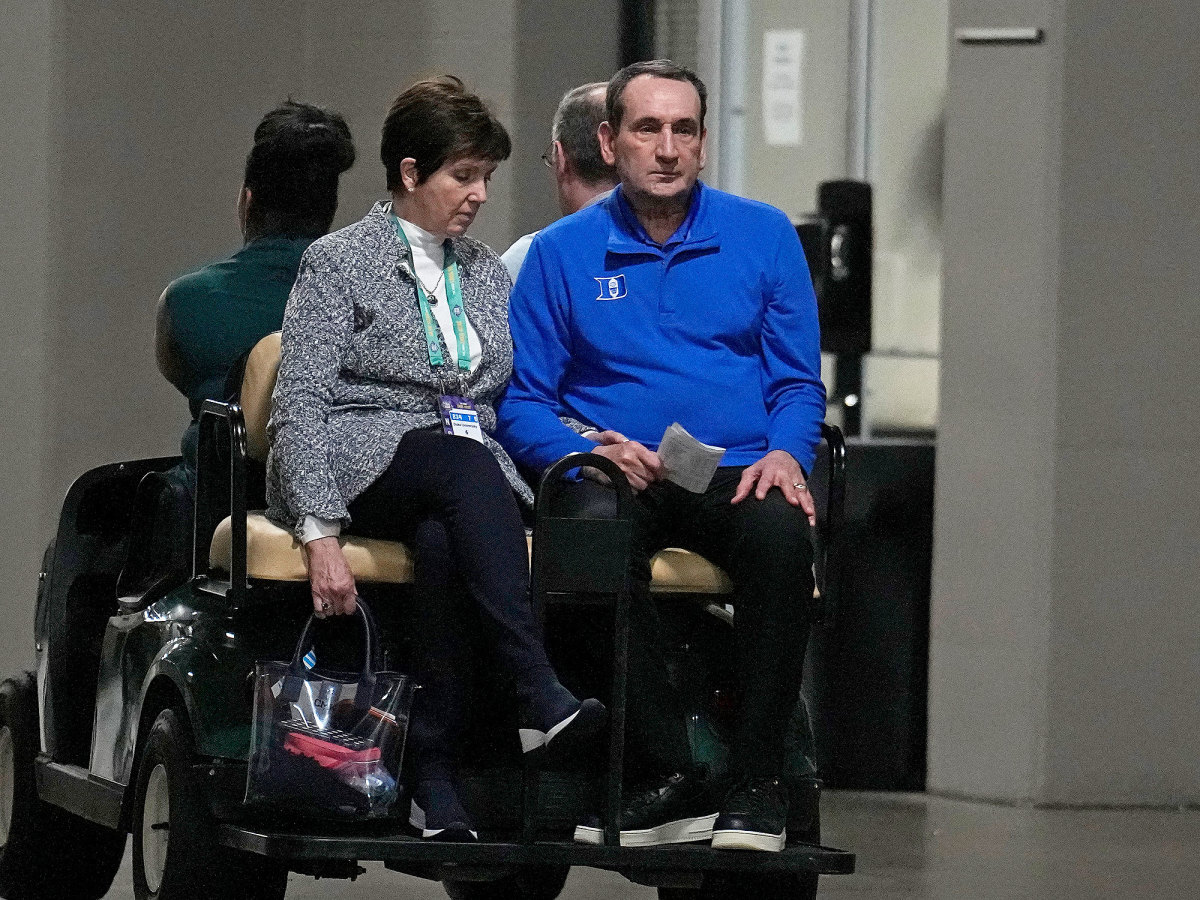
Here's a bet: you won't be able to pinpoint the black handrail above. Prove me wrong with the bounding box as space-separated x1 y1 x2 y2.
531 452 636 848
535 451 636 521
195 399 248 603
817 422 847 626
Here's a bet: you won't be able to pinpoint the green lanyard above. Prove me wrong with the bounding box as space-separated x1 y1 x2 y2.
390 213 471 372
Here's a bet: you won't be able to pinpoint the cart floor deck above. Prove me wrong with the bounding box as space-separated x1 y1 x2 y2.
219 822 855 879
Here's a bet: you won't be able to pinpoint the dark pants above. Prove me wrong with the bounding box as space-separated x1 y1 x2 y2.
347 429 549 780
553 467 815 780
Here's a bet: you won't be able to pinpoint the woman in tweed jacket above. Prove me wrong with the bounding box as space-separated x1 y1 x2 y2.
265 77 604 840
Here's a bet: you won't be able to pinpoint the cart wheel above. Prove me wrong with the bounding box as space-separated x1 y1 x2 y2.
0 672 127 900
132 707 287 900
659 872 818 900
444 865 571 900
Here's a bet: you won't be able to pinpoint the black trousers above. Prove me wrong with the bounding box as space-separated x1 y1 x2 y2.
347 429 549 781
553 467 815 780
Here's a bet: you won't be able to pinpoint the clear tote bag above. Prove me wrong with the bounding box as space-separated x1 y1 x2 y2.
245 600 414 818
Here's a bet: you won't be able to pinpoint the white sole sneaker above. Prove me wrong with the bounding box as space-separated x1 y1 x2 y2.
519 707 580 753
574 813 718 847
409 799 478 841
519 698 606 754
711 826 786 852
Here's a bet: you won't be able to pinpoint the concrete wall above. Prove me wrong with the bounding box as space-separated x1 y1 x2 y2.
0 0 618 673
1042 0 1200 804
869 0 947 359
0 0 55 672
862 0 947 434
929 0 1200 804
511 0 623 237
742 0 851 219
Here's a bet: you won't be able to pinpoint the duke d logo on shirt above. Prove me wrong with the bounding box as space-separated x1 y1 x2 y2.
594 274 628 300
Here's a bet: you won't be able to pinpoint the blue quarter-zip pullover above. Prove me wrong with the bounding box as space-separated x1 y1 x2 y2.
497 182 826 475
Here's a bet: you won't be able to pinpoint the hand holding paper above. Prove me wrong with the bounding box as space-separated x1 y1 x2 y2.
658 422 725 493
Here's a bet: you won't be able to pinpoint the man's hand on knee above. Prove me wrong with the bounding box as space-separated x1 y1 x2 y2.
731 450 817 525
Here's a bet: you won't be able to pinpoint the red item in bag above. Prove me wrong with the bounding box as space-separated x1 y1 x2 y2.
282 729 382 770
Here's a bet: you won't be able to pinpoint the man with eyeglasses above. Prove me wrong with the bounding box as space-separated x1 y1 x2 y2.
497 60 825 852
501 82 616 281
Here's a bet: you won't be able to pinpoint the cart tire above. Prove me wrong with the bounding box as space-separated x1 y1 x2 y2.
659 871 818 900
0 672 127 900
132 706 287 900
444 865 570 900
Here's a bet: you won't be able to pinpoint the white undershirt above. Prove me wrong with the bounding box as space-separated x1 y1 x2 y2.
298 210 483 544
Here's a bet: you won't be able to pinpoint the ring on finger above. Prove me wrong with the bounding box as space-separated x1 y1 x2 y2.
793 482 808 491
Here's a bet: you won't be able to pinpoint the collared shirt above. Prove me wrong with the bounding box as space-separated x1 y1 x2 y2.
165 235 314 416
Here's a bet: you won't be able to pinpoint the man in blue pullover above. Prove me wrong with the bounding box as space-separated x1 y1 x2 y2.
497 60 825 852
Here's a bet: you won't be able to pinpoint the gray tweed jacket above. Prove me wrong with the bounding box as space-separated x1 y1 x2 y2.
265 201 534 537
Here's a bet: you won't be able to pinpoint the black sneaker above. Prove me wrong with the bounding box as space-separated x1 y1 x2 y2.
574 771 718 847
408 778 478 842
711 776 788 851
519 697 607 756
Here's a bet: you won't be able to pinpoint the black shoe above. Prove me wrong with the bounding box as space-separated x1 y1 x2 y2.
711 775 788 851
574 771 718 847
409 778 478 842
519 697 607 755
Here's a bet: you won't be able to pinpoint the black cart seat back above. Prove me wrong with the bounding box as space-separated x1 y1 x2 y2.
36 458 178 764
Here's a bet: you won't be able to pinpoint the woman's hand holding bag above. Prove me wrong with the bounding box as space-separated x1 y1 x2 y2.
304 536 358 618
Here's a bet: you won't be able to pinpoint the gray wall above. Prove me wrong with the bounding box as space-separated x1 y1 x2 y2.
1 0 56 673
1043 0 1200 803
929 0 1200 804
716 0 947 434
743 0 851 219
0 0 618 671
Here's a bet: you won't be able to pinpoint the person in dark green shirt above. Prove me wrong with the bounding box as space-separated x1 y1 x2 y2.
155 99 356 477
122 101 355 601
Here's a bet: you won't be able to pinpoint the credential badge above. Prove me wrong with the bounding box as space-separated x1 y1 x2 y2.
594 274 628 300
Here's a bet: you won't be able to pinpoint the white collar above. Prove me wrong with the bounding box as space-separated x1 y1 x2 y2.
385 202 445 259
398 216 444 257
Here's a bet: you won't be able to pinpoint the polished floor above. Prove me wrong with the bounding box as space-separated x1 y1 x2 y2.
104 791 1200 898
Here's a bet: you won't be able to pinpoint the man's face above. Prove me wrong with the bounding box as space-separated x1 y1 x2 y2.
600 75 706 208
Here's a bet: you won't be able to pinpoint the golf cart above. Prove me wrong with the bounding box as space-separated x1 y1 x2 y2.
0 332 854 899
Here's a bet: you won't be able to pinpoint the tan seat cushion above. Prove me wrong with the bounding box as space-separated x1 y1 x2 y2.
223 333 803 598
210 514 743 595
211 513 415 583
240 332 282 463
648 547 735 594
648 549 820 600
224 332 808 599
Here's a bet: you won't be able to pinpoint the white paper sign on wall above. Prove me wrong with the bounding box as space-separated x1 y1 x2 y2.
762 29 805 146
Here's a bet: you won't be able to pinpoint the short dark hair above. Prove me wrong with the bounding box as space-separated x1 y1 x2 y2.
242 99 356 240
553 82 616 186
606 59 707 132
381 76 512 192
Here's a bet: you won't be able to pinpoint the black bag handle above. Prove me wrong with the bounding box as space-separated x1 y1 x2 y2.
279 598 380 707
